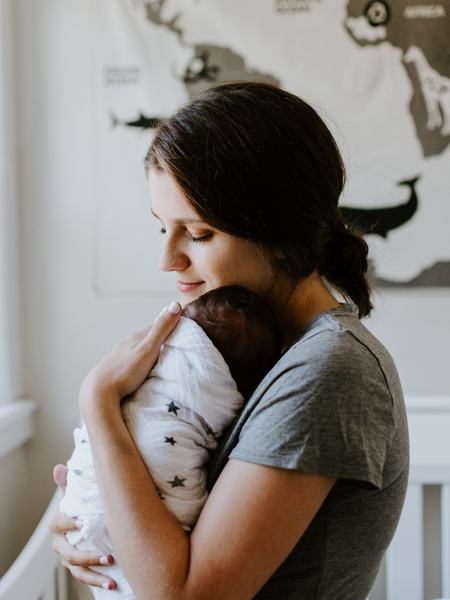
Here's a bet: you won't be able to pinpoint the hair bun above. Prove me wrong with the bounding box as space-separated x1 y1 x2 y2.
320 223 373 317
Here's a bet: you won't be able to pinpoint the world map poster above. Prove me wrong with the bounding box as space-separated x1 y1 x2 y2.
92 0 450 296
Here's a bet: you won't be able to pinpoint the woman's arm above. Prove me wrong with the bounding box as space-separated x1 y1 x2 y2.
53 305 336 598
78 394 335 600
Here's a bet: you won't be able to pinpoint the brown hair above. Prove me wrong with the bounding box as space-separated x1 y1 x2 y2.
145 81 372 317
183 286 282 398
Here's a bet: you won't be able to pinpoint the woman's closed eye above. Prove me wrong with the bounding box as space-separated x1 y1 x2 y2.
188 232 213 243
159 227 212 243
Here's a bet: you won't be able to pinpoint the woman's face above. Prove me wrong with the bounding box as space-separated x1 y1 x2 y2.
148 168 277 304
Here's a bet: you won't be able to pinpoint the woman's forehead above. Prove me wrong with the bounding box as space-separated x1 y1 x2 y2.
150 206 206 226
148 169 203 222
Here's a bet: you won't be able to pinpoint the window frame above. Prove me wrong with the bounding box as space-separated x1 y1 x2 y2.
0 0 20 406
0 0 35 457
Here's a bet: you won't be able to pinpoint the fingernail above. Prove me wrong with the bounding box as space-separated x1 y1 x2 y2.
102 581 116 590
99 555 110 565
167 301 180 315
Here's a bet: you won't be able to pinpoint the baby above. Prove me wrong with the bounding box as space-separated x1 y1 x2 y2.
60 285 282 598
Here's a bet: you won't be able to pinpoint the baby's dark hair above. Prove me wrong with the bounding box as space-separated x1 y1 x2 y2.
182 286 283 398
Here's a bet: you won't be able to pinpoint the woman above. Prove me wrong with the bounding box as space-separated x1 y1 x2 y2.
50 81 409 599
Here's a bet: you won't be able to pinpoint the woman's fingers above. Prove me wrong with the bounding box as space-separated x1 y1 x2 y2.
53 533 116 589
53 464 68 491
80 302 182 406
61 561 117 590
141 302 181 353
52 532 114 567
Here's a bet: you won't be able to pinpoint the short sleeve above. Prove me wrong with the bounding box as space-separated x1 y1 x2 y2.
229 331 395 489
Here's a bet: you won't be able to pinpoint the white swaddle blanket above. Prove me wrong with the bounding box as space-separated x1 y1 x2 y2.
60 317 244 598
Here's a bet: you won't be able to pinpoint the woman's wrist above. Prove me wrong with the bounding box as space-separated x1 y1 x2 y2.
79 385 121 421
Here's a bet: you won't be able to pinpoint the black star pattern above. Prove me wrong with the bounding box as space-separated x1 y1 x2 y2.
164 436 177 446
73 469 83 476
186 361 194 372
80 439 87 444
156 489 166 501
166 401 180 416
167 476 186 488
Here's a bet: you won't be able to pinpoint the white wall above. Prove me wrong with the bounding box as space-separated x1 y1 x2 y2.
366 290 450 396
2 0 449 576
14 0 171 533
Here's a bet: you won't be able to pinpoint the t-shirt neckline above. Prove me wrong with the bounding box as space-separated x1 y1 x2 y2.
282 302 358 356
302 302 358 333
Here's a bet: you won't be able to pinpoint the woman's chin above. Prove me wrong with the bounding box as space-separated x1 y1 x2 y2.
177 287 206 305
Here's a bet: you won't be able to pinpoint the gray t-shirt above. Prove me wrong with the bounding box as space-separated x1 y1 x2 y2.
206 303 409 600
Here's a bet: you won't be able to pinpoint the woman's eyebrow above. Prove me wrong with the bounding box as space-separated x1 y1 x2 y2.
150 208 206 225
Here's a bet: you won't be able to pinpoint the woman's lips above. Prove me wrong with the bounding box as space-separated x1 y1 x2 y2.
176 281 204 293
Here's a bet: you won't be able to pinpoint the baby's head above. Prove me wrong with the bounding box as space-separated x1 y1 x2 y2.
182 286 283 398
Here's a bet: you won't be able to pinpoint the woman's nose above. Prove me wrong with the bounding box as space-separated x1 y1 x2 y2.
159 241 190 272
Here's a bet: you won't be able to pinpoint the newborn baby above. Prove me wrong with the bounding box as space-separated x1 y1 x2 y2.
60 285 282 598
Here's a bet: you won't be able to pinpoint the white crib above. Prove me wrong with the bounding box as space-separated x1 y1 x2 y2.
0 491 68 600
371 396 450 600
0 396 448 600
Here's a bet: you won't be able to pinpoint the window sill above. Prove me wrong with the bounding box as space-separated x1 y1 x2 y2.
0 399 37 460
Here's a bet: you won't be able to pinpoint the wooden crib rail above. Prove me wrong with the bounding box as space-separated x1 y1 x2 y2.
0 490 68 600
368 396 450 600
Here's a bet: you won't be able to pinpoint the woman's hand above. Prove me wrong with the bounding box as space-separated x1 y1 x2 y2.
79 302 182 415
50 465 117 590
50 302 181 589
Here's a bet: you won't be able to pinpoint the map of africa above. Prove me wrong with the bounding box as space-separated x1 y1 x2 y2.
93 0 450 295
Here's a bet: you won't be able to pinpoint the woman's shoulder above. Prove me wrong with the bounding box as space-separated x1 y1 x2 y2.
284 302 381 362
276 302 402 403
206 303 406 491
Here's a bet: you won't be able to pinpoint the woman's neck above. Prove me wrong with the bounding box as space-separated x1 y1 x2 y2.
269 272 340 352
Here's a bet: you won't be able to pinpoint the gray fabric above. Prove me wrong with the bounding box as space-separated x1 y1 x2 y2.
206 303 409 600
